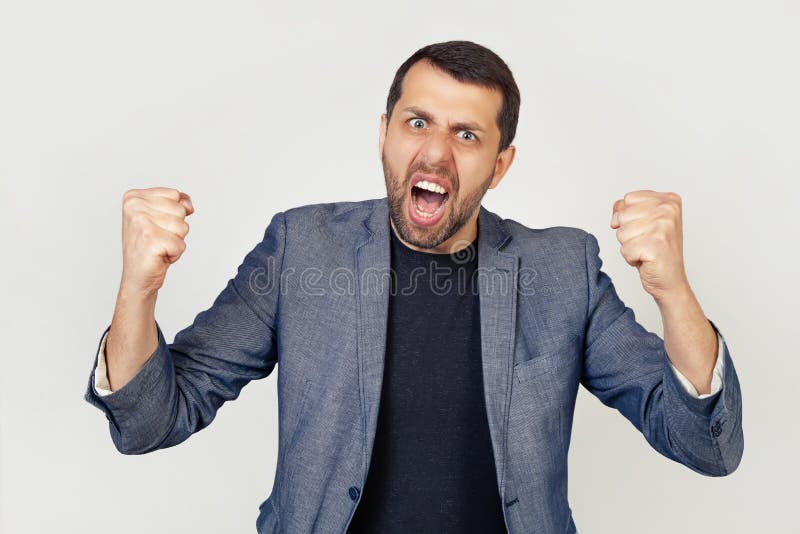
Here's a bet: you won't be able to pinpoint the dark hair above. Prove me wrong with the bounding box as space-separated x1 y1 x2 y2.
385 40 520 153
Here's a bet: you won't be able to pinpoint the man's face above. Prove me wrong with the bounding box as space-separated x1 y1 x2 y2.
379 60 516 252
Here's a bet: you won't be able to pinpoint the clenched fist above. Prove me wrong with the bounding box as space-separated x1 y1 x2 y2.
120 187 194 297
610 189 690 302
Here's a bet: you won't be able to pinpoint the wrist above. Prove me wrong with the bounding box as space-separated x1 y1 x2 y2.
654 285 707 329
651 276 692 307
117 282 158 307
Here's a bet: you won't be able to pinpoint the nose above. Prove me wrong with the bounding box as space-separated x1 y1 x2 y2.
418 126 454 168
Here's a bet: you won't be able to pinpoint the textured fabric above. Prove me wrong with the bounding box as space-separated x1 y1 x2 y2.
346 225 505 533
84 197 744 533
93 320 727 399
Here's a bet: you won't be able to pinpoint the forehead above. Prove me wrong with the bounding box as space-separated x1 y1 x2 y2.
396 60 502 131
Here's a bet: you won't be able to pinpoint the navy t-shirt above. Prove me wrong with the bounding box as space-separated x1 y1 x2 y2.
346 224 507 533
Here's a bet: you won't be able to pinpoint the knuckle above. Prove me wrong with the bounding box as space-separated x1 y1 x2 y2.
658 201 678 214
122 195 140 210
623 190 645 203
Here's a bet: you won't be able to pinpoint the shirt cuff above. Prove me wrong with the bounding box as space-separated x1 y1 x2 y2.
668 331 725 399
93 330 114 397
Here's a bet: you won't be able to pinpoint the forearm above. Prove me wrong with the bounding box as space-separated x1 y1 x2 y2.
656 285 718 395
105 284 159 391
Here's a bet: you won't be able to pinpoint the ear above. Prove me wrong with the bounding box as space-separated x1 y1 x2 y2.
378 113 388 157
488 144 516 189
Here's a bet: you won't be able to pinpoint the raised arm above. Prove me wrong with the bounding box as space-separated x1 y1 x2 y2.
581 230 743 476
85 188 286 454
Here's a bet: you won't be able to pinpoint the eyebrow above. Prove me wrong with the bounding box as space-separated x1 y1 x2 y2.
400 106 486 133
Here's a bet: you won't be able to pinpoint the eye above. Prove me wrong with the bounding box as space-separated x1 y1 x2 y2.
408 118 427 129
458 130 477 142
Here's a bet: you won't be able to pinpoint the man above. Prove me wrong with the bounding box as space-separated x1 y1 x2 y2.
85 41 743 533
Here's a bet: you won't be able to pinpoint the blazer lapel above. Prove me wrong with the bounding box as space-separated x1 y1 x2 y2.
354 197 391 477
477 204 518 501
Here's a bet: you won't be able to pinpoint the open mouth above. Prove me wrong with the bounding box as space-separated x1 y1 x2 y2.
410 180 450 219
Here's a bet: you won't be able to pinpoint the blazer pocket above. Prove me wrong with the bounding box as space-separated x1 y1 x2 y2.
513 351 563 383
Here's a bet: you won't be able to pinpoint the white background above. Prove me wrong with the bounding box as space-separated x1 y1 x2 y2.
1 1 797 532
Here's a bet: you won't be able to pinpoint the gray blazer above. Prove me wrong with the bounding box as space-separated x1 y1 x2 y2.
84 196 744 533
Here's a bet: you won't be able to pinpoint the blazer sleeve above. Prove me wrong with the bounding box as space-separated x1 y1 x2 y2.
580 231 744 476
84 211 287 455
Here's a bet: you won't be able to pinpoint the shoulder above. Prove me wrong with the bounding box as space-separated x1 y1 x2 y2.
504 218 588 246
490 215 604 308
487 212 602 277
273 197 381 250
281 197 378 228
494 213 590 256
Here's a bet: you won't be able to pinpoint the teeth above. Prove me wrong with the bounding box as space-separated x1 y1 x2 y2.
412 190 448 218
415 180 447 195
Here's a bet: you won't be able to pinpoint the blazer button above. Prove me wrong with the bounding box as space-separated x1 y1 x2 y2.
348 486 360 501
711 421 723 438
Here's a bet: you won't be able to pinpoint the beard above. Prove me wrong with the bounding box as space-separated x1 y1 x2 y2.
381 150 494 250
